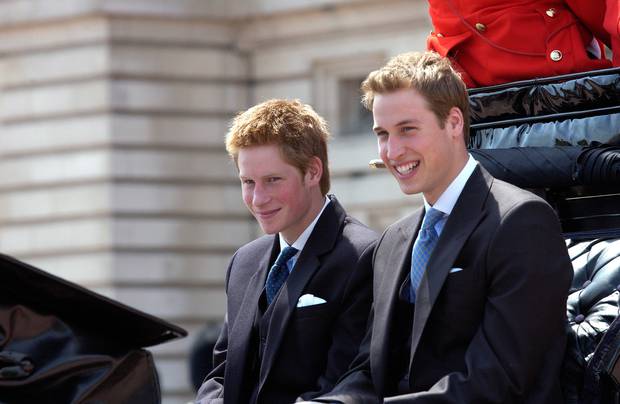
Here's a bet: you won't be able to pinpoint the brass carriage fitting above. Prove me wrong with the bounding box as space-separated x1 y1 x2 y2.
368 159 386 169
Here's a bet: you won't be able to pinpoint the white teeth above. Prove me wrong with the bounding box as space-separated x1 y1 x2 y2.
395 161 419 174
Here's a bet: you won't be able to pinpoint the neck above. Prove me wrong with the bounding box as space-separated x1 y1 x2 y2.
281 192 326 244
425 151 469 205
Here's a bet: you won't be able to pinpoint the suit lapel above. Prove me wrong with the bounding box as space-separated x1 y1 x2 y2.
409 166 492 366
371 210 422 392
258 196 345 392
225 237 277 404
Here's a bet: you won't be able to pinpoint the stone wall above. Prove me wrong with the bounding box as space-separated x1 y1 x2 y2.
0 0 430 402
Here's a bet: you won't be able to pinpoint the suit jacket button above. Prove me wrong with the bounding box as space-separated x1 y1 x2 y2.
546 8 556 17
550 50 563 61
475 22 486 32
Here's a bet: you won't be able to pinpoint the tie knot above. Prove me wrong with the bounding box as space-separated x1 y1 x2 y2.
275 246 298 267
422 208 444 231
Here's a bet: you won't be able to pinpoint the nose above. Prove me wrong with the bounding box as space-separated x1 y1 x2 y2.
252 183 270 207
384 135 404 162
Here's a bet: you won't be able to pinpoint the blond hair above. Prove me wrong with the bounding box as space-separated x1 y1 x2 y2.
361 51 470 142
226 99 331 195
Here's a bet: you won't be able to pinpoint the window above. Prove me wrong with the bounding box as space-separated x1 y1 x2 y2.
338 77 373 137
313 53 385 138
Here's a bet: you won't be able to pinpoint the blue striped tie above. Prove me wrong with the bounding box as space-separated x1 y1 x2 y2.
265 246 298 305
410 208 445 302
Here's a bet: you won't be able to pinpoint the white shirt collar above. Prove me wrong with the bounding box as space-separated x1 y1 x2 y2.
279 196 331 254
423 154 478 215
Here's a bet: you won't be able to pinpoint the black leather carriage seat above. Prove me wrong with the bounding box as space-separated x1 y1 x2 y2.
0 253 187 403
564 238 620 404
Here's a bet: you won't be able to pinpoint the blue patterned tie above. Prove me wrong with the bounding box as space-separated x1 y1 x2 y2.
265 246 298 305
410 208 445 302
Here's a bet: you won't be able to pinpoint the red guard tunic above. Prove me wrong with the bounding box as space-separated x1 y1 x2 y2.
427 0 616 87
567 0 620 66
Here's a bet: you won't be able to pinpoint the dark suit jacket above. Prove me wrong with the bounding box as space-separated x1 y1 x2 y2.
318 167 573 403
196 195 377 404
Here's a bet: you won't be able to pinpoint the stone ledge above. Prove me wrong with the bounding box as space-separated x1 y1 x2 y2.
0 112 232 158
0 45 247 88
0 149 109 188
0 183 110 220
0 17 107 54
0 115 109 155
0 78 248 120
0 44 107 88
250 28 428 80
0 0 244 27
238 0 428 49
0 80 108 120
92 285 227 319
0 216 255 254
0 148 237 188
112 216 255 250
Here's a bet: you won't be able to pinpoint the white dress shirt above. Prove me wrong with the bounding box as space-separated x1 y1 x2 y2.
423 154 478 236
278 196 331 272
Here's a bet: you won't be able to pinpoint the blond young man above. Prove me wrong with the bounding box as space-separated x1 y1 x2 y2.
312 52 572 403
195 99 377 404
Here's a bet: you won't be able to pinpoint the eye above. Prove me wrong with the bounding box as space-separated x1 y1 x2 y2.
401 126 417 133
241 178 254 185
375 130 388 139
267 177 281 183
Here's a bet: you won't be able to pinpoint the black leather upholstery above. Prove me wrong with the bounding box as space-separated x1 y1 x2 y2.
0 253 187 403
564 238 620 404
467 67 620 149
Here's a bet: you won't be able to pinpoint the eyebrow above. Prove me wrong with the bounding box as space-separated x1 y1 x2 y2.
396 119 419 126
238 173 279 180
373 119 420 132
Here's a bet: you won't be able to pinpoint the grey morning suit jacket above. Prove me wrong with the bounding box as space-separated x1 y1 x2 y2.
317 166 573 404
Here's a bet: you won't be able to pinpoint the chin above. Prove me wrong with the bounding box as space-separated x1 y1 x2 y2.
397 183 420 195
255 220 276 235
260 225 279 235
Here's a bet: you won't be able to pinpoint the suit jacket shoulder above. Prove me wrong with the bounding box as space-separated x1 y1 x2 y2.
226 235 276 288
340 214 379 253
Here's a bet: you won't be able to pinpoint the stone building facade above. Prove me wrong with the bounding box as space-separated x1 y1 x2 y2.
0 0 430 402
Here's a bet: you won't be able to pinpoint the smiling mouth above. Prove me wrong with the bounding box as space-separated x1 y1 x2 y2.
256 208 279 219
394 161 419 175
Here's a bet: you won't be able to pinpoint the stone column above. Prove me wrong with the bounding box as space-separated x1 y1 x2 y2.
0 1 252 402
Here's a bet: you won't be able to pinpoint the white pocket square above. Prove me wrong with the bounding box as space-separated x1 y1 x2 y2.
449 267 464 273
297 293 327 308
